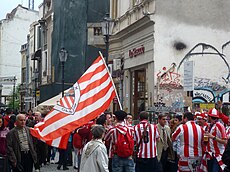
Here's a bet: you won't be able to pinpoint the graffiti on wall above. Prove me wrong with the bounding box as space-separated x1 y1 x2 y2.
156 63 182 91
194 77 226 92
155 63 184 112
156 90 185 112
193 77 229 103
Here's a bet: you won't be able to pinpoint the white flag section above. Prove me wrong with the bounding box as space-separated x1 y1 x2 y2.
30 55 117 149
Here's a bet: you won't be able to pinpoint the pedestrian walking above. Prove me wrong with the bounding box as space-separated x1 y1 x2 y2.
0 114 10 172
201 108 227 172
6 114 38 172
156 114 173 172
172 112 204 172
134 111 161 172
80 125 109 172
104 110 135 172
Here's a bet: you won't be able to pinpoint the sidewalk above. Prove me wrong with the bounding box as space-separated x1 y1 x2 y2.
37 151 78 172
39 163 77 172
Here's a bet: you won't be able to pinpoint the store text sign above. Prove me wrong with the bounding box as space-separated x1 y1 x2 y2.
129 45 145 58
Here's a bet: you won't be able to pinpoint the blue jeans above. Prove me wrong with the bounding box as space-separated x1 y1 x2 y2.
51 147 57 160
112 155 135 172
207 158 221 172
135 157 162 172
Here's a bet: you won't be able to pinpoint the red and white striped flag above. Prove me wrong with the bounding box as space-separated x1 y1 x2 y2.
30 55 117 148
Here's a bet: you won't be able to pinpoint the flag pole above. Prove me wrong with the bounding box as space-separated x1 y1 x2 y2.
99 51 123 110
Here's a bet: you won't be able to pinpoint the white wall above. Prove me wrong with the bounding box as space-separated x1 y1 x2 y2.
0 6 38 95
153 0 230 87
152 0 230 105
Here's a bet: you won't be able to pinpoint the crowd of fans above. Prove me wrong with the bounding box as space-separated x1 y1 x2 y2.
0 107 230 172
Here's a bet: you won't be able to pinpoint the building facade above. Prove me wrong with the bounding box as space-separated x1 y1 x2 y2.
110 0 230 117
20 0 110 111
0 5 39 103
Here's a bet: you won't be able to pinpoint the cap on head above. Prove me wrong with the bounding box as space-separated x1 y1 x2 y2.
196 113 207 120
208 108 219 118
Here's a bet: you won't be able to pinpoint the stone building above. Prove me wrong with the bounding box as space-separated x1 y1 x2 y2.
109 0 230 116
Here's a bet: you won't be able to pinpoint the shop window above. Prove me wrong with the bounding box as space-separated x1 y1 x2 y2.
131 69 147 118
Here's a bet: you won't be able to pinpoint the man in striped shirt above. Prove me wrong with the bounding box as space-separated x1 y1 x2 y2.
104 110 135 172
172 112 204 172
134 111 161 172
203 108 227 171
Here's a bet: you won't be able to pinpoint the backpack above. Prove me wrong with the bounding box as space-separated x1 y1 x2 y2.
73 132 83 149
115 127 134 158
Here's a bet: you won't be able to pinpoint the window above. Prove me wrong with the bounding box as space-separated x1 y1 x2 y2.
112 0 118 19
93 27 102 36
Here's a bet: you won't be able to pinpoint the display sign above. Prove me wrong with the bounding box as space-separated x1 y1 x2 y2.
0 76 16 85
200 103 215 110
184 61 194 91
24 97 33 103
129 45 145 58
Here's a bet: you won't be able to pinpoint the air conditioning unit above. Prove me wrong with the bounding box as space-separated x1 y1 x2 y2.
113 59 121 71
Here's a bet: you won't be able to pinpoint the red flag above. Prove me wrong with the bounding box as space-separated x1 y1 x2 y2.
45 133 71 149
30 55 116 148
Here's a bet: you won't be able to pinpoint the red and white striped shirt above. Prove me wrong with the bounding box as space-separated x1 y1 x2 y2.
172 121 204 157
207 122 227 155
134 120 159 158
104 121 134 158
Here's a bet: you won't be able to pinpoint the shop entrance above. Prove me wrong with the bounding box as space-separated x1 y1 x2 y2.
131 69 147 119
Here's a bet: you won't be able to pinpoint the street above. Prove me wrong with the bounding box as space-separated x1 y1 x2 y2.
38 164 77 172
38 152 78 172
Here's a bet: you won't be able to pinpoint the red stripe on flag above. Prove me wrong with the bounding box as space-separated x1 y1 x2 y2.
80 73 110 95
30 55 117 148
78 57 102 83
43 91 116 139
76 82 114 111
79 63 106 83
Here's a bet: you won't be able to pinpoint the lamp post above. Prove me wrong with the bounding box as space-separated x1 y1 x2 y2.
0 84 2 104
59 48 68 98
101 13 114 65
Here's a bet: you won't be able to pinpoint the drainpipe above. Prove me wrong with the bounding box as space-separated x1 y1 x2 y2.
25 34 30 111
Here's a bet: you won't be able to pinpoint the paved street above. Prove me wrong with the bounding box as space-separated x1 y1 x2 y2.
37 152 78 172
38 164 77 172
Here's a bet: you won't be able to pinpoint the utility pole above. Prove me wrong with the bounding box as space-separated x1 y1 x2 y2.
25 34 30 111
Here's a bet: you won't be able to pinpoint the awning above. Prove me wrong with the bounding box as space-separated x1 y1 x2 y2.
34 88 71 114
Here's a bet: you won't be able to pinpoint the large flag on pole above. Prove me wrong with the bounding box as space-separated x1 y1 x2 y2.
30 55 117 148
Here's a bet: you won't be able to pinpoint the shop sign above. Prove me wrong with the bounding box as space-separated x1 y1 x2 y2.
0 76 16 85
193 90 214 102
129 45 145 58
200 103 215 110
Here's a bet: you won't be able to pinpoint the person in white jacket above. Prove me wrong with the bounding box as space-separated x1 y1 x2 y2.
80 124 109 172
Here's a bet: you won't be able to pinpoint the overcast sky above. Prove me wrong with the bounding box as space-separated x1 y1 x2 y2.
0 0 43 19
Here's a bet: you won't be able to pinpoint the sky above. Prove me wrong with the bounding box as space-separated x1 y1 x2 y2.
0 0 43 19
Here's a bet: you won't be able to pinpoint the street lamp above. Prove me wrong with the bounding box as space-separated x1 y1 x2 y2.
59 48 68 97
101 13 114 65
0 84 3 104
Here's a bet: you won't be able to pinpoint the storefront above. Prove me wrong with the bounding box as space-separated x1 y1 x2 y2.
110 17 154 118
